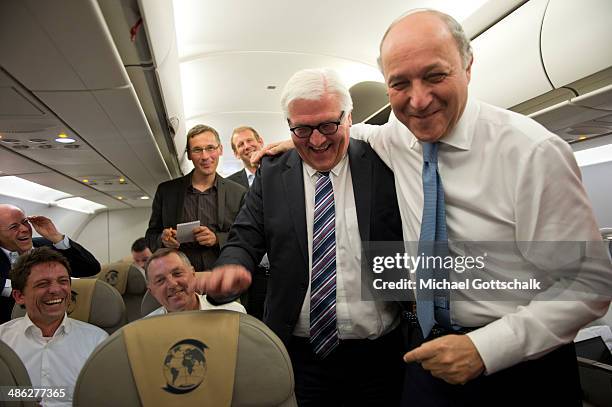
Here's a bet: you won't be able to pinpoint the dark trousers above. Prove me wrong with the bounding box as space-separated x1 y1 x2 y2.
288 327 405 407
401 324 582 407
241 266 268 320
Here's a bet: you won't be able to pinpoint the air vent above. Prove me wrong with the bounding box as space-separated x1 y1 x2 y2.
38 145 54 149
12 145 30 150
28 138 48 143
1 138 20 143
63 144 81 149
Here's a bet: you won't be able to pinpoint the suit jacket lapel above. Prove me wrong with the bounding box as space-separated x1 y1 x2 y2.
0 251 10 280
175 172 191 224
241 171 249 189
282 151 308 265
217 176 227 229
348 140 371 242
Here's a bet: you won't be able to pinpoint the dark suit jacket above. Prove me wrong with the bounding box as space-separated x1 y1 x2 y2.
145 171 247 252
0 237 101 322
215 139 403 345
227 169 249 189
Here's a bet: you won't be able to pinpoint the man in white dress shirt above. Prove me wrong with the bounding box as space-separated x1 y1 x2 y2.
144 248 244 317
0 247 107 407
350 9 611 406
253 9 611 406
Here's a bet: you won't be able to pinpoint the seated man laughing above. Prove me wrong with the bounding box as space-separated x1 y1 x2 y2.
144 248 245 316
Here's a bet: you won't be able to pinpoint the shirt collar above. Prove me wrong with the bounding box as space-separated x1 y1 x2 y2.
161 293 203 314
407 97 478 152
22 312 70 338
303 153 348 179
1 246 15 261
187 172 219 192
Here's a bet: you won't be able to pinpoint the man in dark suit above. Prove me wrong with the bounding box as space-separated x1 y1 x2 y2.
0 204 100 322
145 124 247 273
226 125 268 319
200 68 405 406
226 126 264 189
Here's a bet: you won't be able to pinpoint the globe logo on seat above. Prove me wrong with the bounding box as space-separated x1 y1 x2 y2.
104 269 119 286
162 339 208 394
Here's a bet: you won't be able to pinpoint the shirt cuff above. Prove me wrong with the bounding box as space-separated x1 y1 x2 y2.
467 318 523 375
53 235 70 250
2 279 12 297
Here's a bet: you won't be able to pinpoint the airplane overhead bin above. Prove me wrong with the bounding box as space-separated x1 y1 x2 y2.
468 0 612 144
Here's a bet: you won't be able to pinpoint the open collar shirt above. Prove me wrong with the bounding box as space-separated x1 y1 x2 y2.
0 313 107 406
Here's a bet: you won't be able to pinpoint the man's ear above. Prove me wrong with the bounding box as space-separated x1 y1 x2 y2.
13 289 25 305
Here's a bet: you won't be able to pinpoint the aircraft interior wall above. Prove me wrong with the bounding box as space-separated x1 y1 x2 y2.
581 162 612 229
75 207 151 264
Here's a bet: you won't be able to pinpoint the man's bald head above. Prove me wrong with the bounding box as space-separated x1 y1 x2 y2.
0 204 33 253
378 9 473 73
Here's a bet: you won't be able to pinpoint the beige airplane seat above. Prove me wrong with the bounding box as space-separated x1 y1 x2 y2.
99 261 147 322
140 272 215 317
12 278 126 335
73 310 296 407
0 340 37 407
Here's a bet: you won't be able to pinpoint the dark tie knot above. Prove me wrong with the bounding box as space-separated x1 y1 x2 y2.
317 171 330 178
422 142 439 164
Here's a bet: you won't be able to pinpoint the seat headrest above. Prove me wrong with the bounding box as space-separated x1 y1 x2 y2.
74 311 297 407
99 261 146 295
12 278 125 333
0 340 38 407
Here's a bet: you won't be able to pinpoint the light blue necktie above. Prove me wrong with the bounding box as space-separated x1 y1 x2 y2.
310 172 339 358
416 143 451 338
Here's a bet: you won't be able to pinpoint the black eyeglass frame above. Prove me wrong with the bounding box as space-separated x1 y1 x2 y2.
288 111 345 138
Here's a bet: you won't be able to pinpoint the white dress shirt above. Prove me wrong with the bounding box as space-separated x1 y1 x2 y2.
0 313 108 406
1 236 71 297
292 154 399 340
146 293 246 317
351 97 610 373
244 168 256 187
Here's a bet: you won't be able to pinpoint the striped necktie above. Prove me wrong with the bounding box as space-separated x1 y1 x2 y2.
310 171 339 358
416 143 451 338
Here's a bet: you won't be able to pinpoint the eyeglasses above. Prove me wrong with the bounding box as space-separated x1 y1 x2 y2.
0 218 30 233
288 111 345 139
188 145 220 155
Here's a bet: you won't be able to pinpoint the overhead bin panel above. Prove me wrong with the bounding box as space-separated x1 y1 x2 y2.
138 0 186 158
0 0 129 91
541 0 612 90
469 0 551 109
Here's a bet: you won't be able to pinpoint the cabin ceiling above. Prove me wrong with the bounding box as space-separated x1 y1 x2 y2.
0 0 504 211
173 0 489 174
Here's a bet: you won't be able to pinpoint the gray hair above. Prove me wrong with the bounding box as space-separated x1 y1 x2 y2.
377 9 473 73
280 68 353 118
144 248 192 280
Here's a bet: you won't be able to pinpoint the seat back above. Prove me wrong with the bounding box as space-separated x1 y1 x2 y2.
99 261 146 322
12 278 126 335
74 311 296 407
0 340 37 407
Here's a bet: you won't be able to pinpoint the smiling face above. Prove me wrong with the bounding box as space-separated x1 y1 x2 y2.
13 261 71 329
146 252 199 313
0 205 33 254
231 129 264 166
288 93 351 171
380 12 472 142
187 131 223 177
